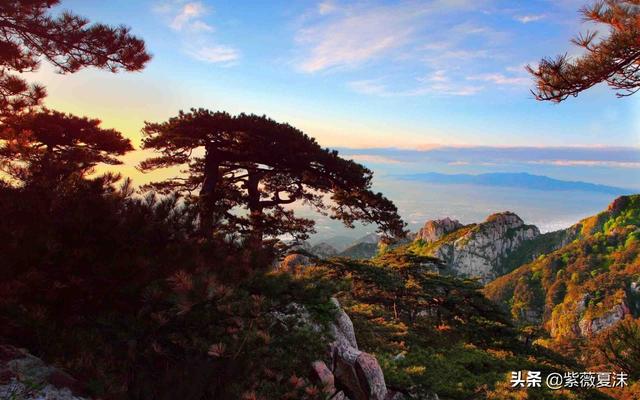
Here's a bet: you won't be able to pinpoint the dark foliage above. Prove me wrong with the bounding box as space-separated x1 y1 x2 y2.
0 176 336 399
0 109 133 185
0 0 150 116
140 109 406 244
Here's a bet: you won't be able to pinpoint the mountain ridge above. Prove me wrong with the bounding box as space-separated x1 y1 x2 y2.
397 172 633 195
409 211 569 283
484 194 640 340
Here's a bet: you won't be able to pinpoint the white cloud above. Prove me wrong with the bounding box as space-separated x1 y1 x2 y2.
349 71 484 97
169 2 213 32
318 1 338 15
339 146 640 169
345 154 405 164
515 14 546 23
154 1 240 65
505 63 532 73
297 1 533 97
416 71 484 96
348 80 388 96
297 10 418 72
418 83 483 97
467 73 530 86
190 45 240 64
296 2 487 73
427 70 448 83
528 160 640 168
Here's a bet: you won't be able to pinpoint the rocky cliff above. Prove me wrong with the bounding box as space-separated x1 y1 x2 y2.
416 217 464 243
412 212 541 284
485 195 640 340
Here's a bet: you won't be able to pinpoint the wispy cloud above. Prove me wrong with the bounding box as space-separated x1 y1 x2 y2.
154 0 240 65
295 1 491 73
347 80 389 96
169 2 213 31
515 14 546 24
189 45 240 64
334 146 640 168
294 1 530 97
348 70 483 97
317 1 338 15
528 160 640 168
467 72 530 86
296 3 424 73
416 70 484 96
345 154 405 164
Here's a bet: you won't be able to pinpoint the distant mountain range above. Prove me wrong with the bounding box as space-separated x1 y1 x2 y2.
397 172 632 195
301 232 382 259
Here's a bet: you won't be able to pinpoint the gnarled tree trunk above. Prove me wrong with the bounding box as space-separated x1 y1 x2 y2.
199 148 220 236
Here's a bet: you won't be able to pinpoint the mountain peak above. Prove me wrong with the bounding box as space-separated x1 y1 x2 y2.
416 217 464 244
607 194 640 214
485 211 525 228
412 211 541 283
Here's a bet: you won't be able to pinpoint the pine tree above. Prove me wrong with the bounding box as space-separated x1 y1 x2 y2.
0 109 132 185
529 0 640 101
0 0 150 116
140 109 407 244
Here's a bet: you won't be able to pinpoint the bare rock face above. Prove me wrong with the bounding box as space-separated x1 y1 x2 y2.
423 212 540 284
309 298 398 400
416 217 464 244
329 298 386 399
330 343 387 400
330 297 358 349
311 360 336 393
631 281 640 312
579 301 631 337
0 344 88 400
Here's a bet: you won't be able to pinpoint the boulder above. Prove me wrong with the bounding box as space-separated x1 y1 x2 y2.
331 345 388 400
308 298 430 400
354 352 387 400
579 301 631 336
385 391 406 400
331 297 358 349
325 298 389 400
0 344 88 400
311 360 335 393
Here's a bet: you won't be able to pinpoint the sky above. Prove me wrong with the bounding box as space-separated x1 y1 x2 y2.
22 0 640 238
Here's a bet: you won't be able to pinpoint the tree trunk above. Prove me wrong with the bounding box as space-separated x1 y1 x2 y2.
198 148 220 236
246 170 264 246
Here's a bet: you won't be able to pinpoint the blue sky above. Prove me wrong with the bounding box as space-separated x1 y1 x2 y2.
27 0 640 238
29 0 639 190
37 0 638 145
